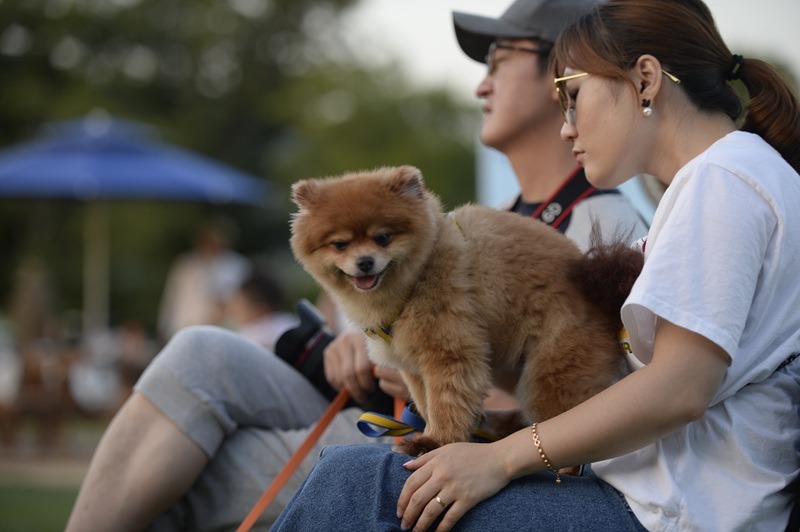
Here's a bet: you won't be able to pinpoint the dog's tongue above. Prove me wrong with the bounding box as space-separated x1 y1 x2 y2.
355 275 378 290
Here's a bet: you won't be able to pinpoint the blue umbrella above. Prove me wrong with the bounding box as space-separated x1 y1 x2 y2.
0 112 277 335
0 115 270 204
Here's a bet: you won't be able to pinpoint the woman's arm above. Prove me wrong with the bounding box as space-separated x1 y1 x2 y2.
398 319 730 531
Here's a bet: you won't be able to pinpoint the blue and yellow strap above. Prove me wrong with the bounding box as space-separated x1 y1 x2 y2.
356 402 425 437
357 402 500 443
363 325 394 343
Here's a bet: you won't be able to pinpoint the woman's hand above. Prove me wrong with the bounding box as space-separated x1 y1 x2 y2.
397 441 512 531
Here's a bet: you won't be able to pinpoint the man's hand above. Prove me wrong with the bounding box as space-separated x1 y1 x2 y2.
323 330 410 403
374 366 409 401
323 330 375 404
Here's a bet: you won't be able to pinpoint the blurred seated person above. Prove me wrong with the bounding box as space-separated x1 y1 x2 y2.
157 218 250 343
224 271 298 352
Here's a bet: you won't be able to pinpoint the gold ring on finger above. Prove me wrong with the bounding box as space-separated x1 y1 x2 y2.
435 495 448 509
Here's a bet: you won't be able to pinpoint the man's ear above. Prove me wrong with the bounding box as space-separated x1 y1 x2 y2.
549 82 561 105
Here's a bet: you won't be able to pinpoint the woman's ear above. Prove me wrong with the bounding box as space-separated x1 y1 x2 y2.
634 54 664 102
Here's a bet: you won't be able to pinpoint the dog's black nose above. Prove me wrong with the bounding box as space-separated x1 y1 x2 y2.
356 256 374 273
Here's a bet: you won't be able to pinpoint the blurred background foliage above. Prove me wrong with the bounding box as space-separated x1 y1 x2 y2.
0 0 479 335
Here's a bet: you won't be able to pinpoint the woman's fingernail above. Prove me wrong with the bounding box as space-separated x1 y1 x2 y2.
397 509 403 519
400 521 409 531
402 460 414 468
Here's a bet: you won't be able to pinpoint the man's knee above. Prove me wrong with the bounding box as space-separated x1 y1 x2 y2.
162 326 236 365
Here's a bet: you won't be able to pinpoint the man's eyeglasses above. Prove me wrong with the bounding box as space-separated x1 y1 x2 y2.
485 42 550 75
554 70 681 126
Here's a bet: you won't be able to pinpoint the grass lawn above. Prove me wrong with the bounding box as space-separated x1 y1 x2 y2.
0 484 78 531
0 414 107 531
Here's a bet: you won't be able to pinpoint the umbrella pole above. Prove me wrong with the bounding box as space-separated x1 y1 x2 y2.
83 202 110 338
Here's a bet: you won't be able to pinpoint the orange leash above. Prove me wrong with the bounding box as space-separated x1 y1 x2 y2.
237 388 350 532
393 396 405 445
236 391 407 531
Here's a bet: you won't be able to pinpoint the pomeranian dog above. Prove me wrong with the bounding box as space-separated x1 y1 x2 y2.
290 165 643 456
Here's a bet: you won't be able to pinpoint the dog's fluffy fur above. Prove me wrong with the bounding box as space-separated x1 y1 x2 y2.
290 166 643 456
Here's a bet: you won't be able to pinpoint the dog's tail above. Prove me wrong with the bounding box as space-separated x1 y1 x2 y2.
569 224 644 327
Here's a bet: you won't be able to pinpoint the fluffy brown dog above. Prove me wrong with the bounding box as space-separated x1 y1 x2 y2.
290 165 643 456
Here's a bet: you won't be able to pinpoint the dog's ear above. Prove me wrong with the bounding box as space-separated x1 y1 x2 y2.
291 179 318 209
389 166 424 199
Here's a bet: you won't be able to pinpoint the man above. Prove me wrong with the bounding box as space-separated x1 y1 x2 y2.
454 0 646 249
66 1 647 530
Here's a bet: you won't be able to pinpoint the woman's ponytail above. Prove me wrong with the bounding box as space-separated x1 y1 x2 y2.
738 58 800 174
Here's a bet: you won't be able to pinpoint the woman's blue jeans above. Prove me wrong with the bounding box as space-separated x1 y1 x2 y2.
272 443 647 531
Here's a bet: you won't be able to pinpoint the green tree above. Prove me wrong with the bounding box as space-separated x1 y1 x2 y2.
0 0 477 333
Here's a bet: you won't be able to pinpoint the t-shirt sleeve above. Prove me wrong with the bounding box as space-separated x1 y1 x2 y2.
622 162 774 362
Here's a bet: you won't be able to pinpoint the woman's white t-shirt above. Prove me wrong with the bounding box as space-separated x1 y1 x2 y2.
594 131 800 531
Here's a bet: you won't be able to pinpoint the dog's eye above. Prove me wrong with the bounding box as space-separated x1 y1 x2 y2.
331 241 348 251
373 233 392 247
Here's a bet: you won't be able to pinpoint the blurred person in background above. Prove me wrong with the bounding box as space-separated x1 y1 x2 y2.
223 270 298 352
157 218 250 343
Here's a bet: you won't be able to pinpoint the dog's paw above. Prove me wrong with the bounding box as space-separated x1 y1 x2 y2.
393 436 441 457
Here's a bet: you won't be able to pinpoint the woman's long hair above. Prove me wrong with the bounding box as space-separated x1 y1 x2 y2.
552 0 800 174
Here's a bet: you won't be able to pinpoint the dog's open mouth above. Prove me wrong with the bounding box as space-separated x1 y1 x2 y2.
353 272 383 291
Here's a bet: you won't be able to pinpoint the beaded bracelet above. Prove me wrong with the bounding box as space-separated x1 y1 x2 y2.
531 422 561 484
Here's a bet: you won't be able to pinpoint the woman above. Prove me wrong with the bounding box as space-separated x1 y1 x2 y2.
272 0 800 530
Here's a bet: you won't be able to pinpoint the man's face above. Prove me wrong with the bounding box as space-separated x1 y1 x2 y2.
475 39 560 152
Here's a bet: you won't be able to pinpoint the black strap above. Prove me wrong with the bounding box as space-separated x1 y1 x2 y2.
514 168 619 232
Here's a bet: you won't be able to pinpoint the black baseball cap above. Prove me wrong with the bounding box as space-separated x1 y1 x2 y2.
453 0 603 63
